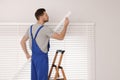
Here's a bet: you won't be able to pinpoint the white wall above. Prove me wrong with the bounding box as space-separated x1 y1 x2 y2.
0 0 120 80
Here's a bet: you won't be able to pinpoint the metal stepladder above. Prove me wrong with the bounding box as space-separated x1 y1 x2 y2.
48 50 67 80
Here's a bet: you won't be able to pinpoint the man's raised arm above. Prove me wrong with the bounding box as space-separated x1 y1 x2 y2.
51 18 69 40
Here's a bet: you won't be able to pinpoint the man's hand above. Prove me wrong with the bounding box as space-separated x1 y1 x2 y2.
25 54 31 60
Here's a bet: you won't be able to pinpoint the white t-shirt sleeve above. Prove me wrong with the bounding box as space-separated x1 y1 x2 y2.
24 27 29 37
45 26 54 38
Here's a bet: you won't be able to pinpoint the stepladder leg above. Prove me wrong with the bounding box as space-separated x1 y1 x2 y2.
61 68 67 80
54 67 59 80
49 51 58 79
48 66 53 79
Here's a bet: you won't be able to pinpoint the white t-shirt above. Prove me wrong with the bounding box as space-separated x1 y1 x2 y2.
24 23 54 53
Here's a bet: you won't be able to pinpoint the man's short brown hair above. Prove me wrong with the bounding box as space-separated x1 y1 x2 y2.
35 8 46 20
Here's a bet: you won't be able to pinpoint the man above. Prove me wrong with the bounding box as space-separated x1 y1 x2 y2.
20 8 69 80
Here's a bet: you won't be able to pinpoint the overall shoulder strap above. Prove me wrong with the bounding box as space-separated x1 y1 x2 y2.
34 26 43 39
48 40 50 51
30 25 33 39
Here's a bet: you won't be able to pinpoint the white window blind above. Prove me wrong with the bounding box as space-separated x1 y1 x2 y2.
0 23 95 80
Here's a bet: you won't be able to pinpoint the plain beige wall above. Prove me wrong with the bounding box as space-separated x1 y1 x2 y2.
0 0 120 80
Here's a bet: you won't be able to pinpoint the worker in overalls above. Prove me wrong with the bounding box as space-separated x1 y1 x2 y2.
20 8 69 80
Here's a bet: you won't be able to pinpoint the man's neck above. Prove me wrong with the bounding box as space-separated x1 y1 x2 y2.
37 20 45 25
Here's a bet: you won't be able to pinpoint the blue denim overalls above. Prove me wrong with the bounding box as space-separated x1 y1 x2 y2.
30 25 50 80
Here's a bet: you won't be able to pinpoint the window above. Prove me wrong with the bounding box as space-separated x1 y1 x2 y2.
0 23 95 80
